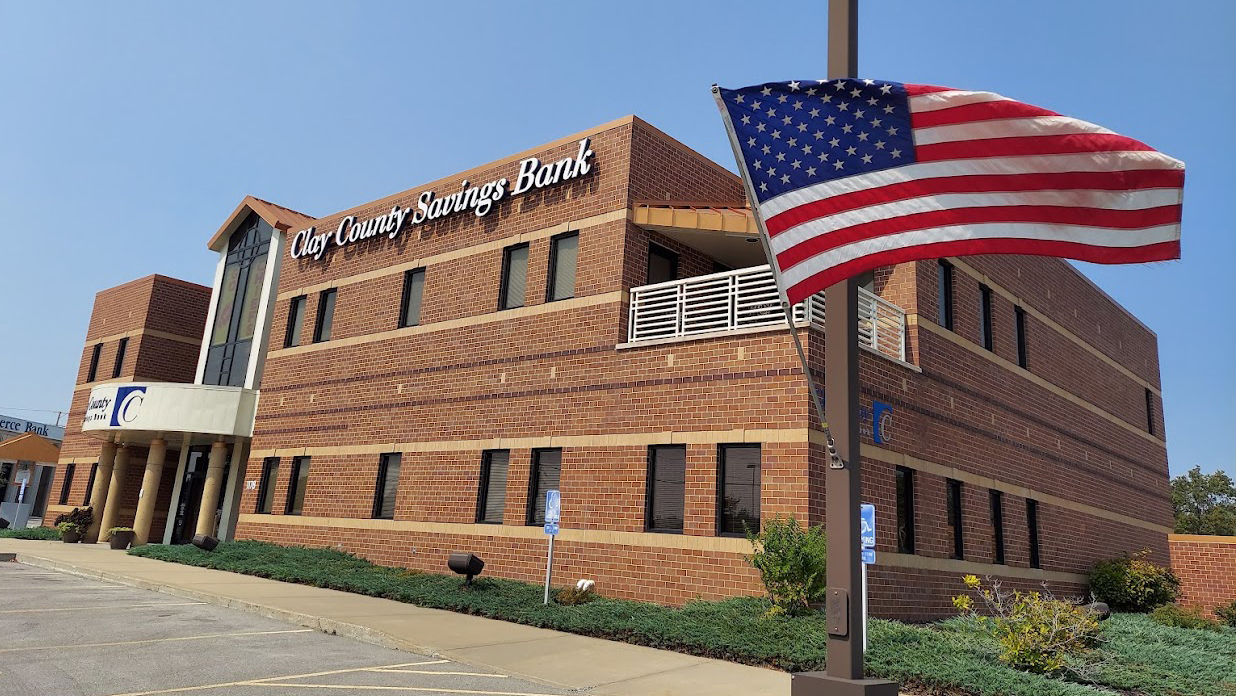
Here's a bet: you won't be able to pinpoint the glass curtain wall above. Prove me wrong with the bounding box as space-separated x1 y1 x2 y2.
204 212 273 386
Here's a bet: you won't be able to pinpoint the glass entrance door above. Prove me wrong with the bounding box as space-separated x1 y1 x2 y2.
171 446 230 543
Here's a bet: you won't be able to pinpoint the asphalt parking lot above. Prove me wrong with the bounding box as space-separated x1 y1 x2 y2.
0 562 572 696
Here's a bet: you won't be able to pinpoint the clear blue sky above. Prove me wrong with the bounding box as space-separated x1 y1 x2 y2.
1 1 1230 476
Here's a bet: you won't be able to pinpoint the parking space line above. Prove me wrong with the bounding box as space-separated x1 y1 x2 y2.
253 686 561 695
366 669 508 678
0 602 203 614
0 628 313 653
106 661 455 696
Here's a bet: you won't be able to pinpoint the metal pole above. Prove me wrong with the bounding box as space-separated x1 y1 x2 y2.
862 560 869 654
823 0 866 683
543 534 555 605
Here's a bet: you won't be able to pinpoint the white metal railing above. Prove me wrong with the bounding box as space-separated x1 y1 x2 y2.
628 264 907 361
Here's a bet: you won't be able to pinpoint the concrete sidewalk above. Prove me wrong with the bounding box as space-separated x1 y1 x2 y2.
0 539 789 696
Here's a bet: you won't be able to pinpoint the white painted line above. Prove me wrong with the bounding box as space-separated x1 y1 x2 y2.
255 685 562 695
1 629 313 653
0 602 202 614
106 661 454 696
365 668 509 678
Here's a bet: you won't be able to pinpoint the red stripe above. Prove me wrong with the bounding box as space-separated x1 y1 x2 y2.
911 100 1059 129
764 169 1183 237
917 133 1155 162
785 240 1179 304
775 205 1182 270
903 84 955 96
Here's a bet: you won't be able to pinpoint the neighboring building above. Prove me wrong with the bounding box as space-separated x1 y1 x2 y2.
0 416 65 528
48 116 1172 619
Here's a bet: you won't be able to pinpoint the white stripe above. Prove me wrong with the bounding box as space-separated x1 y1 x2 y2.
913 116 1116 146
908 90 1011 113
759 151 1184 218
780 223 1179 288
769 188 1182 255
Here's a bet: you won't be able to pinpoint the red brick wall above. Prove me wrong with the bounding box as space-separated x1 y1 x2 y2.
1170 534 1236 617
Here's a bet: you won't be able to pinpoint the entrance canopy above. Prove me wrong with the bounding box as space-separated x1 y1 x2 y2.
0 432 60 464
632 201 766 270
82 382 258 446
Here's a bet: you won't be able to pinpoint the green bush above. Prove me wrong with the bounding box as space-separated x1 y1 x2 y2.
0 526 61 540
953 575 1101 674
1150 604 1223 632
1215 600 1236 628
745 516 827 616
1089 550 1180 612
52 507 93 530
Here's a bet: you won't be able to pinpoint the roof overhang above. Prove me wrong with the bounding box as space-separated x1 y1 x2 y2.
632 201 769 269
208 196 315 252
0 432 60 464
82 382 258 447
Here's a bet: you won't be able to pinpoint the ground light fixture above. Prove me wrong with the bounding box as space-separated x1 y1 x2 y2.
447 552 485 586
191 534 219 551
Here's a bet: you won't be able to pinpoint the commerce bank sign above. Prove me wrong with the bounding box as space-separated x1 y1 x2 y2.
291 138 596 261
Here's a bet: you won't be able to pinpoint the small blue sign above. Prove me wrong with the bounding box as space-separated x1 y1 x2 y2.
861 548 875 565
545 489 561 524
544 522 559 536
860 503 875 549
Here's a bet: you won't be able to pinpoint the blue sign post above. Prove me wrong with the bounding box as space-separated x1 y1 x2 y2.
543 490 560 604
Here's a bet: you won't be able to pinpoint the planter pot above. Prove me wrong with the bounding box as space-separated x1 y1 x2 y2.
61 529 82 543
109 531 135 550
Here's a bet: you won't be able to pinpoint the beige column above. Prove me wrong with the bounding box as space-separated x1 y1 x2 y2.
96 446 132 541
195 441 228 538
131 438 167 546
84 441 117 543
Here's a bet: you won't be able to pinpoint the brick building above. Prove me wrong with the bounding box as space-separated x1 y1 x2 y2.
48 116 1172 619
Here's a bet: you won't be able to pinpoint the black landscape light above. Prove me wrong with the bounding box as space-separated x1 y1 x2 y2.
447 552 484 586
191 534 219 551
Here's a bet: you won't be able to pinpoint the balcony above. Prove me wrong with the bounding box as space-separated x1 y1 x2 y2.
626 264 907 362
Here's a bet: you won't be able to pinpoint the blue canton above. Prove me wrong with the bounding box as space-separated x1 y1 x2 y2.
719 79 916 204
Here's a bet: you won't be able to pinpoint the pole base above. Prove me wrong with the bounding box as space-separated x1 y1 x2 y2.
791 672 899 696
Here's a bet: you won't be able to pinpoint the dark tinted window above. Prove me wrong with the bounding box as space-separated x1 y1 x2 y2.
112 338 128 378
399 269 426 328
1145 388 1156 435
895 466 915 553
58 463 75 506
203 212 272 386
476 450 510 524
256 457 279 514
979 285 993 351
83 463 98 505
285 296 306 348
86 344 102 382
990 490 1006 564
937 260 954 330
499 244 529 310
313 289 336 343
647 244 679 285
526 449 561 525
947 479 964 559
646 446 685 533
1014 306 1028 368
1027 499 1041 568
373 453 401 519
718 444 760 536
286 456 311 515
547 232 578 301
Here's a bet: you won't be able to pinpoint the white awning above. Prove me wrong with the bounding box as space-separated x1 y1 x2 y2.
82 382 258 445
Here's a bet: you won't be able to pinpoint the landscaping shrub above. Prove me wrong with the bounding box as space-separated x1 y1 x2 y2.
1089 549 1180 612
953 575 1101 674
1215 600 1236 628
52 507 93 530
745 516 827 616
554 580 597 606
1150 604 1223 632
0 525 61 540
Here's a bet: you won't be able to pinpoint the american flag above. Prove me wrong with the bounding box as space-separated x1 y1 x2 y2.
717 79 1184 304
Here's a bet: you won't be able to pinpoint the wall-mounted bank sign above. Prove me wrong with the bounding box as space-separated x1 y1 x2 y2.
290 138 596 261
0 414 65 442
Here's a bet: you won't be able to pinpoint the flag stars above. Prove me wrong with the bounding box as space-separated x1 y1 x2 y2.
846 146 857 156
752 160 762 170
841 123 854 133
756 122 766 132
850 87 862 97
806 166 817 176
802 144 813 154
782 115 793 125
761 144 771 155
809 108 820 117
760 86 772 96
817 152 829 162
853 109 865 119
787 136 798 147
747 137 756 147
883 105 894 114
793 100 803 110
771 129 782 139
861 154 873 164
759 182 768 192
776 151 786 162
857 131 869 141
867 97 878 106
767 167 777 177
838 101 849 111
789 80 800 91
887 126 899 135
890 149 902 158
874 140 886 150
741 115 751 125
863 79 875 85
777 94 788 104
806 87 817 96
870 118 882 127
833 80 846 90
834 160 846 170
796 122 807 132
829 137 841 148
733 94 745 103
750 101 761 111
791 159 801 169
766 107 777 117
814 130 824 140
879 84 892 95
825 115 837 126
821 94 833 103
781 174 791 184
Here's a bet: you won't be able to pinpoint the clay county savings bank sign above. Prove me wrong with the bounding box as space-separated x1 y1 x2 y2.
290 138 596 261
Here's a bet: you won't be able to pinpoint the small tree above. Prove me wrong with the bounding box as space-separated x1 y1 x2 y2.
1171 466 1236 536
1089 549 1180 612
745 516 827 616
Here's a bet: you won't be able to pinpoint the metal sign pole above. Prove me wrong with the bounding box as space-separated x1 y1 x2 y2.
543 533 555 605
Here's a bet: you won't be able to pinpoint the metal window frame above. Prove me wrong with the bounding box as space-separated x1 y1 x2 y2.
716 443 761 538
1027 499 1042 568
112 337 128 378
498 243 530 311
86 343 102 382
1014 305 1028 368
937 259 954 330
372 452 401 520
285 456 311 515
58 463 75 506
947 478 964 560
644 444 686 534
646 243 679 285
525 448 561 526
256 457 279 514
475 449 510 524
398 268 426 328
82 463 98 505
979 284 993 351
546 231 579 302
895 465 916 554
990 489 1006 564
1145 388 1155 435
284 296 306 348
313 289 336 343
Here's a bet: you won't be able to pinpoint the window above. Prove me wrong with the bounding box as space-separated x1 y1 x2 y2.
398 269 426 327
86 344 102 382
718 444 760 536
647 244 678 285
526 449 562 525
255 457 279 514
1014 306 1028 368
203 212 273 387
112 337 128 378
1145 388 1155 435
546 232 578 302
313 289 336 343
947 479 964 559
476 450 510 524
372 453 402 519
936 260 954 330
895 466 915 553
645 445 686 533
82 463 98 505
499 243 529 310
285 456 311 515
285 296 306 348
1027 499 1041 568
990 490 1006 564
978 284 993 351
58 463 76 506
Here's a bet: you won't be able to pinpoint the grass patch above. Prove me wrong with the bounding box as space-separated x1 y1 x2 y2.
130 541 1236 696
0 526 61 540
